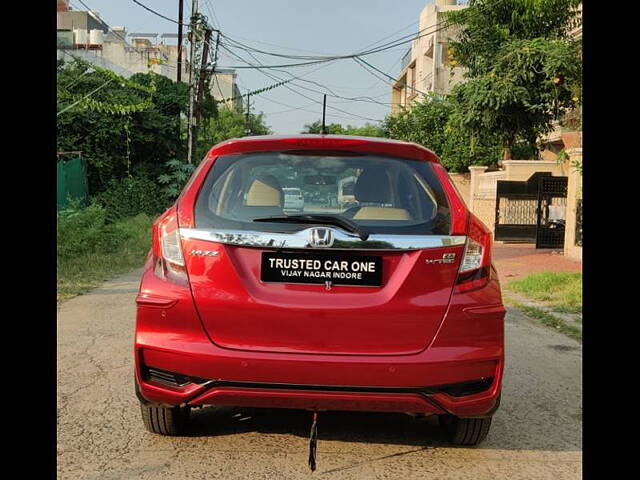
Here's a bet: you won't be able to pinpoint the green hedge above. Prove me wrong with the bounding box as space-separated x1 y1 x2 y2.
93 176 169 223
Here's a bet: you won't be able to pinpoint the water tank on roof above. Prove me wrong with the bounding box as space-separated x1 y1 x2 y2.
89 29 104 46
73 28 88 45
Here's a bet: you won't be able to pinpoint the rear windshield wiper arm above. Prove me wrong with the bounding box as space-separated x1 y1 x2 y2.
253 214 369 242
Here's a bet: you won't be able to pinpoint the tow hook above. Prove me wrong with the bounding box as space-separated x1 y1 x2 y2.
308 411 319 471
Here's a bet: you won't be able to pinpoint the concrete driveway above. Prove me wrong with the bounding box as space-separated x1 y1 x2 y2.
57 269 581 479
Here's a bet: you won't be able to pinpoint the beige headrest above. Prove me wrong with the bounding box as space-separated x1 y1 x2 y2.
353 207 412 220
246 176 282 206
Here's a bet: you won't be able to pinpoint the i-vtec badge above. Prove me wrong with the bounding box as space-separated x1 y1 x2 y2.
190 249 219 257
425 253 456 265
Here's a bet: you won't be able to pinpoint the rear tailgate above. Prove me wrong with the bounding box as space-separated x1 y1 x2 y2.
182 235 464 355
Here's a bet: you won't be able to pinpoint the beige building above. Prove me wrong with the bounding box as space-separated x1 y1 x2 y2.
391 0 467 113
57 6 242 110
210 70 243 111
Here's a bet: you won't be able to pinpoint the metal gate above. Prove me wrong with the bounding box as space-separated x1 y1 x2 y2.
535 175 568 249
494 172 568 248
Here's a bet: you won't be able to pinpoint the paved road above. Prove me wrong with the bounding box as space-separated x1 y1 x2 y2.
57 270 582 479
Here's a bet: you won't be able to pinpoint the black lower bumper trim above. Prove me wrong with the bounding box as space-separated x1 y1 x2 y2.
190 378 494 397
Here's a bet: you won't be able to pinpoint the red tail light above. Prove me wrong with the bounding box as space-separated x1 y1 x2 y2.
455 213 492 293
152 206 188 284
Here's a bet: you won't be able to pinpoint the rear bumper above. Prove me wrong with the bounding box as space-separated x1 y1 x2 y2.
136 373 502 417
135 259 505 418
135 339 503 417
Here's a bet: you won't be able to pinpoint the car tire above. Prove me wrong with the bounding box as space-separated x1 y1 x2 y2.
140 402 190 436
441 415 492 446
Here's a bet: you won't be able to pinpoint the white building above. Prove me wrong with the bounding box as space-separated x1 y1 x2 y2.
391 0 467 113
57 5 242 110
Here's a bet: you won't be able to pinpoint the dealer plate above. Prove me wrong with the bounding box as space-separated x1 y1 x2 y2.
261 252 382 287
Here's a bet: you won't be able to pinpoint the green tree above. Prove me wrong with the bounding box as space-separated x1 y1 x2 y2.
446 0 582 159
57 59 188 193
301 121 384 137
194 105 271 162
302 121 346 134
383 93 503 172
384 93 452 155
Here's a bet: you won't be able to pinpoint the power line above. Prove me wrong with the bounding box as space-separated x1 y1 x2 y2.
220 34 338 56
221 18 419 62
217 17 452 67
214 50 392 122
219 44 382 123
221 42 395 107
215 78 296 104
61 67 94 89
130 0 189 26
215 21 449 69
202 0 222 29
57 78 115 116
215 0 504 71
261 102 318 115
216 0 505 67
355 56 430 97
258 95 378 123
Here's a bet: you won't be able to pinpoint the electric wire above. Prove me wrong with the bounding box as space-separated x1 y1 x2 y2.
221 42 397 108
130 0 189 26
57 78 115 116
219 44 382 123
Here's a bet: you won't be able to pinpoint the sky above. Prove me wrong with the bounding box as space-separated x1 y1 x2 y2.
69 0 442 134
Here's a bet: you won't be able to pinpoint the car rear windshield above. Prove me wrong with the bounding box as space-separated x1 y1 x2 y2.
194 151 451 235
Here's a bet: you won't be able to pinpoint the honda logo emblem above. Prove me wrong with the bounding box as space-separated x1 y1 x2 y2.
309 228 334 248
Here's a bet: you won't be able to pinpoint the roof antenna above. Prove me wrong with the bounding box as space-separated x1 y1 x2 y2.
321 94 327 135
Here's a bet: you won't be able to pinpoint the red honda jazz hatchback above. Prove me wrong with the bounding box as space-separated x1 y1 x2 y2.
135 135 504 446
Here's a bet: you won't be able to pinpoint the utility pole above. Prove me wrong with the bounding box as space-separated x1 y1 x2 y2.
321 94 327 134
177 0 184 83
211 30 220 112
186 0 199 164
195 27 212 124
212 30 220 70
245 93 251 136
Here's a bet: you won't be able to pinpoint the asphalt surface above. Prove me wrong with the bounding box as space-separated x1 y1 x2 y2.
57 269 582 479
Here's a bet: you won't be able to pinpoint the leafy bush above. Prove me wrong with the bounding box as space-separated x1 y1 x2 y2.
158 159 196 201
57 203 122 259
93 176 168 223
302 121 385 137
57 61 188 195
57 210 154 302
383 93 504 172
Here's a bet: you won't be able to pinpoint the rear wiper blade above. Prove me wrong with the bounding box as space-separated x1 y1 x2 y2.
253 214 369 241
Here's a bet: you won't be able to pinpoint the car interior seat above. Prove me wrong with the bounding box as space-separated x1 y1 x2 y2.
230 174 284 219
347 168 412 220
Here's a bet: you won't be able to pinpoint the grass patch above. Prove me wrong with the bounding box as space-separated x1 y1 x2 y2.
57 212 153 303
515 303 582 342
506 272 582 314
